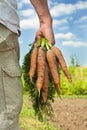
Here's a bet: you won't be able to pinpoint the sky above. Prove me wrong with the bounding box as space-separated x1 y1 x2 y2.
17 0 87 66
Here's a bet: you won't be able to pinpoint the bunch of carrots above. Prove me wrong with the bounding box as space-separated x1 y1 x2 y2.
29 37 72 103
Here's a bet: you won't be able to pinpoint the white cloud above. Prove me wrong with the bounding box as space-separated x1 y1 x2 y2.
62 40 87 47
55 32 75 40
50 3 75 17
50 1 87 17
53 19 68 27
78 16 87 23
79 24 87 29
21 0 29 4
48 0 57 8
75 1 87 10
74 16 87 24
59 26 69 31
74 16 87 30
17 0 31 9
20 16 39 29
20 9 35 17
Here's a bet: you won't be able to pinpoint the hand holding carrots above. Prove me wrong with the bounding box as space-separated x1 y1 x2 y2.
35 22 55 46
29 37 72 102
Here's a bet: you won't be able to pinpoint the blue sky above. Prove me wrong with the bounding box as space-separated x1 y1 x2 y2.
17 0 87 66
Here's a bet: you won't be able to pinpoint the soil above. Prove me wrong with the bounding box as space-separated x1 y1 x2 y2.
50 98 87 130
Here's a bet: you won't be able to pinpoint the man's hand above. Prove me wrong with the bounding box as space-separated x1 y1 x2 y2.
35 17 55 45
30 0 55 45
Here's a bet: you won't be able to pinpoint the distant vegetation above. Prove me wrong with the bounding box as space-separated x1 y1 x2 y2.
60 66 87 95
60 54 87 95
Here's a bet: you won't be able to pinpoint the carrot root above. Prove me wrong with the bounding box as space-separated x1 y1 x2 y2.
46 49 61 97
36 47 46 93
52 46 72 83
29 47 38 82
42 63 49 102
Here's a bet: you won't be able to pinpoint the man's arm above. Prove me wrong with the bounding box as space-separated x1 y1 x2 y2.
30 0 51 23
30 0 55 45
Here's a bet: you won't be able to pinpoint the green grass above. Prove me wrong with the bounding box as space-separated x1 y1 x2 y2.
20 95 59 130
61 95 87 99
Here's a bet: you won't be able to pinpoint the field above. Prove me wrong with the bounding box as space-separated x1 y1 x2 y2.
50 96 87 130
20 95 87 130
20 95 59 130
20 67 87 130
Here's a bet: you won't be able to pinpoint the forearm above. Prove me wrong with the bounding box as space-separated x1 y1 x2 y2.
30 0 52 24
30 0 55 45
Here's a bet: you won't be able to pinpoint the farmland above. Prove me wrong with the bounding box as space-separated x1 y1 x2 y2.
20 66 87 130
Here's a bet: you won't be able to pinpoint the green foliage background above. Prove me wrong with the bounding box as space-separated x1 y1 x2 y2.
60 66 87 95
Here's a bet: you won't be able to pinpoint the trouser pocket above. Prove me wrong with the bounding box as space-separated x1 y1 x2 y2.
2 65 23 114
0 65 23 129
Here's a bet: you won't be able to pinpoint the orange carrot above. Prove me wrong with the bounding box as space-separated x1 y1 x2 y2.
42 63 49 102
55 61 61 97
36 47 46 96
29 46 38 82
52 46 72 83
46 49 61 96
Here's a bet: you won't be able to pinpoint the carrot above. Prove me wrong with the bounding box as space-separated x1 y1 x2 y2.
42 63 49 102
36 47 46 96
29 46 38 82
52 46 72 83
46 49 61 96
56 60 61 97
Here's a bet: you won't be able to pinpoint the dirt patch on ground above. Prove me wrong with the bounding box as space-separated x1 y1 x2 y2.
50 98 87 130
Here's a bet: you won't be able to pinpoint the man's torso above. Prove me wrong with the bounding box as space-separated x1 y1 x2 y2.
0 0 20 34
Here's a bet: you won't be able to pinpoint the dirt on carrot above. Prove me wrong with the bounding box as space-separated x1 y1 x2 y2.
52 46 72 83
42 63 49 102
46 49 61 96
29 46 38 82
36 47 46 95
